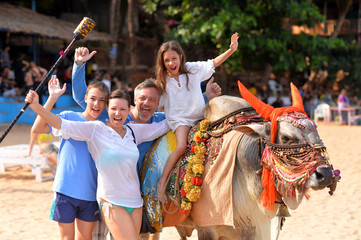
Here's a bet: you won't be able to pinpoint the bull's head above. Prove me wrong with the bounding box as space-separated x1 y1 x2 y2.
236 81 338 211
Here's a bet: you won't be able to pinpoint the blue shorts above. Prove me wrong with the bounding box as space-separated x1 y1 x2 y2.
49 192 100 223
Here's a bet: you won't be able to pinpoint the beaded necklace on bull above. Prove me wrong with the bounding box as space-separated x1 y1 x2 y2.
237 81 341 214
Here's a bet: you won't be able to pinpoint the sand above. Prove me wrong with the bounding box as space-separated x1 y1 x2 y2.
0 122 359 240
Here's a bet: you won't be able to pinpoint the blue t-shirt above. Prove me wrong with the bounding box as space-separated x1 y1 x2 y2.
51 111 98 201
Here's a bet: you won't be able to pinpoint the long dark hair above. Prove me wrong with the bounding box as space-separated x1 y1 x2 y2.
155 40 189 94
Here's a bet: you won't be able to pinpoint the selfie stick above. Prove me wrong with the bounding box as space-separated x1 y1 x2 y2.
0 17 96 144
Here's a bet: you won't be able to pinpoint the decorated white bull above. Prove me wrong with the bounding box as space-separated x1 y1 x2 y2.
141 82 340 240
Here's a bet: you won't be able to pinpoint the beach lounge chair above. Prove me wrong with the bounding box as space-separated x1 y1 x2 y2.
0 143 56 181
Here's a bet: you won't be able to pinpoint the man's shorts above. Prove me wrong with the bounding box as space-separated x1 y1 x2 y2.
49 192 100 223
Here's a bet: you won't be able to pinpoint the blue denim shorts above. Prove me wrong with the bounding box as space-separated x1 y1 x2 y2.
49 192 100 223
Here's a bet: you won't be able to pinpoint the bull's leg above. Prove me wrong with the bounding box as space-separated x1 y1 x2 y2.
150 232 160 240
176 225 195 240
139 233 150 240
139 232 160 240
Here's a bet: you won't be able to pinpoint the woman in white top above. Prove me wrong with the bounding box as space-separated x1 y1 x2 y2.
155 33 239 203
25 89 169 240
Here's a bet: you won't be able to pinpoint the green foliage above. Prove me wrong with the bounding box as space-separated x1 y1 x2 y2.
142 0 345 74
327 41 361 89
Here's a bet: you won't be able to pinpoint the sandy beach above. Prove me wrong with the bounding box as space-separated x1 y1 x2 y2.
0 122 359 239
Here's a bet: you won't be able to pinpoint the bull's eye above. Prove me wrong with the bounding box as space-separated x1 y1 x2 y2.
281 136 290 143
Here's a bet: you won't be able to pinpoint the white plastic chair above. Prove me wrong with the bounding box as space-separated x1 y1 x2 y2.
313 103 330 123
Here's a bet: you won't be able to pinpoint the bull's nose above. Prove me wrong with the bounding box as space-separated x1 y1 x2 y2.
315 165 333 186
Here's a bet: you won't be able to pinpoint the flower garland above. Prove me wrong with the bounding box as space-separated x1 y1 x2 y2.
180 119 210 214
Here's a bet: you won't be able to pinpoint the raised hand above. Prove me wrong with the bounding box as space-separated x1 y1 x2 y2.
48 75 67 99
74 47 97 65
230 32 239 53
25 90 39 106
205 77 222 101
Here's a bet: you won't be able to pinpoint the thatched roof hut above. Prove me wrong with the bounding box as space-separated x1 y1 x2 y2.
0 3 112 42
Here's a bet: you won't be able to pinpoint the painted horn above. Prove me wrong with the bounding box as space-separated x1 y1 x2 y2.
237 81 274 120
290 82 306 113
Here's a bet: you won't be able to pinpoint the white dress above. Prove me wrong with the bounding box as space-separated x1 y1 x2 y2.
53 119 170 208
159 60 215 131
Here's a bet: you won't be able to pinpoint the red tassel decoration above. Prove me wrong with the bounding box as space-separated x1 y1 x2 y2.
259 167 277 211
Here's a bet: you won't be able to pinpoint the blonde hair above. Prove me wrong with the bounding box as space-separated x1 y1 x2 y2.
155 40 189 94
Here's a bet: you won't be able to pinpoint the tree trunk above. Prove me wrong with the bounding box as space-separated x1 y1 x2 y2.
330 0 352 38
263 64 273 82
128 0 137 70
109 0 121 71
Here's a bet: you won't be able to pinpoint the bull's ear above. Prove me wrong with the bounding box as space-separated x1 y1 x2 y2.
233 123 270 139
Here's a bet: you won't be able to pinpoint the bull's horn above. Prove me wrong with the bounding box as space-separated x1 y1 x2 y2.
237 81 274 120
290 82 305 113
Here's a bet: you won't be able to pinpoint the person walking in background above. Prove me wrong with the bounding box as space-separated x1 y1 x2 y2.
101 72 112 93
0 45 11 68
30 61 47 104
337 89 350 125
125 83 135 106
155 33 238 203
12 53 29 96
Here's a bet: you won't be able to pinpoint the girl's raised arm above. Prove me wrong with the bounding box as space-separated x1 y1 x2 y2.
213 32 239 68
26 90 62 130
31 75 66 134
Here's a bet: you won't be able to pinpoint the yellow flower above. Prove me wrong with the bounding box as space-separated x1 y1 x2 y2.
186 163 193 174
187 155 194 164
187 188 201 202
193 155 205 164
184 173 192 183
192 164 204 174
200 119 210 132
195 145 206 155
181 200 192 211
184 181 193 192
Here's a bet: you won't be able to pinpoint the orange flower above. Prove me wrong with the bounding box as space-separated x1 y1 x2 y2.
191 176 203 186
181 187 187 198
190 144 195 153
181 208 190 215
194 132 202 143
